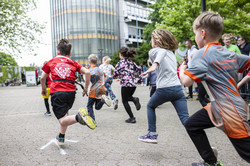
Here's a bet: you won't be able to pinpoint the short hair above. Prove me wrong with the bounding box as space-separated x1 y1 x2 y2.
57 39 72 55
222 33 232 40
152 29 178 51
119 47 137 58
239 36 247 43
193 12 224 40
88 54 98 64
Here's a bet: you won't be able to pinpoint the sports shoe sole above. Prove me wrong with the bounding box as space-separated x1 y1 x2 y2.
138 138 157 144
78 108 96 130
114 99 118 110
134 97 141 110
102 95 111 107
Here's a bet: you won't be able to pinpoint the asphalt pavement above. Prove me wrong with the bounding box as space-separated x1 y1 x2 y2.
0 81 249 166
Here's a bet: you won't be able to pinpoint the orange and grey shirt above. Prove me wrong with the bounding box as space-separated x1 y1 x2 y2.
184 43 250 139
88 65 107 99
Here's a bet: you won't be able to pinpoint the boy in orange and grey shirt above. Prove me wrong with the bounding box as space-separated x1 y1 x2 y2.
180 12 250 165
86 54 111 121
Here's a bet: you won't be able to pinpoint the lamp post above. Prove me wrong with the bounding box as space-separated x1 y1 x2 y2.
98 49 103 65
201 0 206 12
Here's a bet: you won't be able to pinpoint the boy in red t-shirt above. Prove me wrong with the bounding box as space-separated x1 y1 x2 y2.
41 39 96 146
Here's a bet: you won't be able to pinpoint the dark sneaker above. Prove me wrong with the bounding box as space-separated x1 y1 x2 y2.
138 132 158 144
44 112 51 116
56 135 65 146
101 95 111 107
113 99 118 110
125 117 136 123
191 161 223 166
186 95 193 99
133 97 141 110
77 108 96 130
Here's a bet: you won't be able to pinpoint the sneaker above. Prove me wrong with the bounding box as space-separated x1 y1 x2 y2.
133 97 141 110
113 99 118 110
44 112 51 116
77 108 96 130
138 132 158 144
125 117 136 123
56 135 65 146
186 95 193 99
191 161 223 166
101 95 111 107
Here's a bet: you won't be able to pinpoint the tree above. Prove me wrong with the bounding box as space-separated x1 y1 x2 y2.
157 0 250 42
0 0 44 55
0 52 18 66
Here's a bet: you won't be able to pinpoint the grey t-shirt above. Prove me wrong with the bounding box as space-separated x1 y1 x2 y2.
149 47 180 88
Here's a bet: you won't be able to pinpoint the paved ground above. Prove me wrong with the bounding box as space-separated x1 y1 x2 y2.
0 81 249 166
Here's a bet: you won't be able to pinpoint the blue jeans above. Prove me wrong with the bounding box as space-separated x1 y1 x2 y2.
147 85 189 132
87 97 104 120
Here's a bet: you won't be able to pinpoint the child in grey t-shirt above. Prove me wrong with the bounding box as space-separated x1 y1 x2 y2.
138 29 189 144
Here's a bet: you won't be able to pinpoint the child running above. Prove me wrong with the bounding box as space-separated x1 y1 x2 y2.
146 59 157 97
41 39 96 146
180 12 250 165
87 54 111 121
42 61 52 116
138 29 189 144
112 47 142 123
99 56 118 110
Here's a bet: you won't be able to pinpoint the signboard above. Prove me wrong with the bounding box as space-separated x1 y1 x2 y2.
26 71 36 86
0 72 2 77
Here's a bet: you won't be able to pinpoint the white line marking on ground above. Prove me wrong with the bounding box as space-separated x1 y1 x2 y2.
40 138 79 155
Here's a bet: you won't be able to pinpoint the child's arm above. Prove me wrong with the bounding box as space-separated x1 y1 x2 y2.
80 67 90 96
41 72 48 96
179 62 194 87
142 62 158 76
237 75 250 89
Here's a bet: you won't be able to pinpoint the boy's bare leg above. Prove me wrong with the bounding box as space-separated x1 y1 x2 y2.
58 115 77 134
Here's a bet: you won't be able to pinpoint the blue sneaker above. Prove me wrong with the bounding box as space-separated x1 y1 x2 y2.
138 132 158 144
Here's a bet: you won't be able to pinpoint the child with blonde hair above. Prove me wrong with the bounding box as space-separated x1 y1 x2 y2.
87 54 111 121
180 12 250 165
99 56 118 110
138 29 189 143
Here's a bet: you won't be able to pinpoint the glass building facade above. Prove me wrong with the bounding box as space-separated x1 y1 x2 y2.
50 0 119 64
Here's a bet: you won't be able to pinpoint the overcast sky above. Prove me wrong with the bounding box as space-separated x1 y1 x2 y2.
15 0 52 67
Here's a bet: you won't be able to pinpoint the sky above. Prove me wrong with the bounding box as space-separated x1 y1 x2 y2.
15 0 52 67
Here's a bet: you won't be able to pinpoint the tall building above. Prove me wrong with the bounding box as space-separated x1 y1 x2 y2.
119 0 154 48
50 0 153 64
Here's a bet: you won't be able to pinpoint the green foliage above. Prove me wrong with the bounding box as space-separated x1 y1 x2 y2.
0 0 45 54
110 50 120 67
0 52 18 66
135 42 152 65
142 0 166 42
157 0 250 42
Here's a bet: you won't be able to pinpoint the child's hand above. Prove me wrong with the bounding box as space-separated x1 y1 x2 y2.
141 71 147 76
41 89 47 96
179 61 188 72
82 88 88 97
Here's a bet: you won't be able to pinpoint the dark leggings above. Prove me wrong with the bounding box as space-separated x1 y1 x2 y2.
185 108 250 164
121 87 136 118
44 99 50 113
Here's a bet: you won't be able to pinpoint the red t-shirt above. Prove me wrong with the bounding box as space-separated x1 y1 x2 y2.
42 55 83 94
46 73 52 88
247 71 250 76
